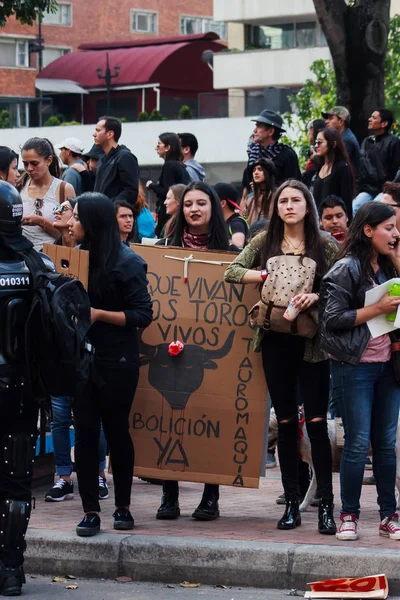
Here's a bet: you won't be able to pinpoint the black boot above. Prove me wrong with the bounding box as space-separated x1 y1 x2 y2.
192 484 220 521
156 481 180 520
277 497 301 530
318 499 336 535
1 565 25 597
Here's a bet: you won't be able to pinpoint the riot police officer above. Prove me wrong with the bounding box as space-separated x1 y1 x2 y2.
0 180 45 596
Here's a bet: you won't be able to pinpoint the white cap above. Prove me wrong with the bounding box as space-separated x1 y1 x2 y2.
56 137 84 154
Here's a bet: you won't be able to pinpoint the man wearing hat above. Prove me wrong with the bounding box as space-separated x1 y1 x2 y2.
57 137 85 196
215 182 248 249
243 110 301 200
322 106 360 173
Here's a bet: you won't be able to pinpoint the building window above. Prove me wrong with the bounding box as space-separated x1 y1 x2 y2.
180 16 227 40
131 9 157 33
0 38 29 68
42 47 70 68
42 3 72 26
246 21 326 50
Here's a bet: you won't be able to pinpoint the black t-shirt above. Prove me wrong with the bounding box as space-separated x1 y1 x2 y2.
226 213 248 238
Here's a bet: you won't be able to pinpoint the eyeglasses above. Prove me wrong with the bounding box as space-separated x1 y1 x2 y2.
314 140 324 146
53 204 72 215
156 143 165 148
34 198 43 216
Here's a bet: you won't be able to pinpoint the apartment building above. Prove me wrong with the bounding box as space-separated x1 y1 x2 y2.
0 0 226 126
213 0 400 117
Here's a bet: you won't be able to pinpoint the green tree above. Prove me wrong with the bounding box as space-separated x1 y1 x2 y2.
385 14 400 121
0 0 58 27
281 59 336 167
0 110 10 129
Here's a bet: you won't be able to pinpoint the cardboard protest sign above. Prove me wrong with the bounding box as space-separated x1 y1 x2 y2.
42 245 89 290
130 245 268 488
305 574 388 599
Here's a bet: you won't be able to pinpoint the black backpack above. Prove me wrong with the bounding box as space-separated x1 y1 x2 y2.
19 249 94 398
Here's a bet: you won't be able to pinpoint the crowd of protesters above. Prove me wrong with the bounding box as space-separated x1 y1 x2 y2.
0 103 400 576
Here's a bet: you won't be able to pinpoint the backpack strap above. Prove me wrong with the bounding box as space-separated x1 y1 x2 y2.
58 181 67 204
17 249 50 283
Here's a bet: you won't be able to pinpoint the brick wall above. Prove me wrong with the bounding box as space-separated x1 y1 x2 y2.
1 0 215 53
0 68 36 97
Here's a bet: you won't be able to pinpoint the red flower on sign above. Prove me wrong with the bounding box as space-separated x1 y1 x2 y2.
168 341 184 357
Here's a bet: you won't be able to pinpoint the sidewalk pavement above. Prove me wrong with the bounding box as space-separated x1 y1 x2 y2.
26 468 400 593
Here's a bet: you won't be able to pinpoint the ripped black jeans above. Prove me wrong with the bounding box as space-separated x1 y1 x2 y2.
261 331 333 501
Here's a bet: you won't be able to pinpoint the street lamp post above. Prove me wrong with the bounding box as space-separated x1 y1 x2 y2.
96 52 120 114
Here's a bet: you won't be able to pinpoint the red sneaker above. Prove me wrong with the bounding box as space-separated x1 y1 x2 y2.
379 513 400 540
336 513 358 540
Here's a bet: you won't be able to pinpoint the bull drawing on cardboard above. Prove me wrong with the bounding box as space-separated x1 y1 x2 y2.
139 330 235 410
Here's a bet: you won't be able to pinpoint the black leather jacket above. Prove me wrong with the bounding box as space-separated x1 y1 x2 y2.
319 255 391 365
358 132 400 196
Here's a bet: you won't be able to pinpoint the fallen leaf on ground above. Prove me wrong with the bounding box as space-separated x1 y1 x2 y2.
52 576 66 583
180 581 200 588
166 584 176 588
216 584 227 589
115 576 133 583
65 585 79 590
66 575 76 580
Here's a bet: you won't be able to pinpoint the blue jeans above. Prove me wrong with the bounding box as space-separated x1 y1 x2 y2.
51 396 107 476
353 192 383 215
332 361 400 519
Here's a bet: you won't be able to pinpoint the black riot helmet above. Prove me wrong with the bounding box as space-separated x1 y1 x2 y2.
0 180 23 233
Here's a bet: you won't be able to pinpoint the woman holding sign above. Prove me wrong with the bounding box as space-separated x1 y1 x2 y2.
225 180 337 535
320 202 400 541
156 181 230 522
68 192 153 537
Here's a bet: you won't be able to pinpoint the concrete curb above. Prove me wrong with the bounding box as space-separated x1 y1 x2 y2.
25 529 400 592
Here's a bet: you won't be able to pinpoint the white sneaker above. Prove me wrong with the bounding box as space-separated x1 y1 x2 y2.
379 513 400 540
336 513 358 540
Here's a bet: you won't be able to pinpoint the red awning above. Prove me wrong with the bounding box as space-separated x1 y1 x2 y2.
38 33 224 92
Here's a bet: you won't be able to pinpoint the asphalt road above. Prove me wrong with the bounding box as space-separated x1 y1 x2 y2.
22 576 309 599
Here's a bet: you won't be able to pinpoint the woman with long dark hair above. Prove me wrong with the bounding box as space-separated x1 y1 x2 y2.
242 158 276 226
0 147 19 187
146 132 191 236
320 202 400 541
156 181 229 522
67 193 152 537
19 138 75 251
225 180 338 534
313 128 354 220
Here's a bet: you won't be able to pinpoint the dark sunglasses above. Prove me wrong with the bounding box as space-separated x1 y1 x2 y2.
34 198 43 216
53 204 72 215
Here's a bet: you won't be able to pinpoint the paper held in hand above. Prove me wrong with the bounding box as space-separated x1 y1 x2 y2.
365 277 400 338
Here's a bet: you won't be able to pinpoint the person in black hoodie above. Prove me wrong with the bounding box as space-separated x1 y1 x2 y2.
67 193 153 537
93 116 139 206
146 132 191 236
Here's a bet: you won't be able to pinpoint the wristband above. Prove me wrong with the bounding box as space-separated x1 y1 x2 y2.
260 269 268 282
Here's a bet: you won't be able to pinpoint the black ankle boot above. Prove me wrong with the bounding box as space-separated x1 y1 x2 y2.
192 485 220 521
156 481 180 520
1 565 25 596
318 499 336 535
277 498 301 530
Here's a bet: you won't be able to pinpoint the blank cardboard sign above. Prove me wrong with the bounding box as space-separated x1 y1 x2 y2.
43 244 89 290
130 245 268 489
